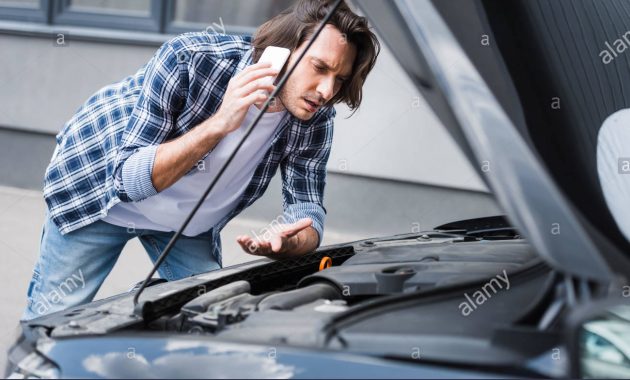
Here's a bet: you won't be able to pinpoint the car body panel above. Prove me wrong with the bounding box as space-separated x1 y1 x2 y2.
38 335 506 379
6 224 545 377
355 0 616 281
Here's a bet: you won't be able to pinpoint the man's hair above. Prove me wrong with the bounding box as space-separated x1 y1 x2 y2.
252 0 380 111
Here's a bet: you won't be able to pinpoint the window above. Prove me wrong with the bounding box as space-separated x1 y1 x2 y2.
0 0 39 8
0 0 297 39
167 0 293 34
0 0 47 22
53 0 161 32
66 0 151 16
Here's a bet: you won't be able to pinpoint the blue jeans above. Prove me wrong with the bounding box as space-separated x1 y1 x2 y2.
21 215 221 321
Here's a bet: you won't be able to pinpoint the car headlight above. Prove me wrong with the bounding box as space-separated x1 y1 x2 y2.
7 351 60 379
6 329 60 380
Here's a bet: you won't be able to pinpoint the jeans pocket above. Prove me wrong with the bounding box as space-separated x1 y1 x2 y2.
26 267 42 307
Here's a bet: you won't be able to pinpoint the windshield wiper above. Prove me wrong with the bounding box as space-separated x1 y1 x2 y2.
132 0 343 310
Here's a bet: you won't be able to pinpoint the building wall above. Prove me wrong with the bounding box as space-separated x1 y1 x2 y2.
0 26 500 238
0 30 486 191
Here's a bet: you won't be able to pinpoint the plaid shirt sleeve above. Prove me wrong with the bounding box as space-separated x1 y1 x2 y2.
113 40 185 202
281 107 336 246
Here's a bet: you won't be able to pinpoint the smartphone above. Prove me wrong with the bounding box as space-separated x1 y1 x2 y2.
258 46 291 87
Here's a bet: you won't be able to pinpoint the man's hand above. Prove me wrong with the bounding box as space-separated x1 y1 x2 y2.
213 61 279 135
236 218 319 258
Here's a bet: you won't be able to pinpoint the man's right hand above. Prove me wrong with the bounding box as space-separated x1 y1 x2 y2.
211 62 279 136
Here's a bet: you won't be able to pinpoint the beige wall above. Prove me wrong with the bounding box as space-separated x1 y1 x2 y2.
0 30 486 191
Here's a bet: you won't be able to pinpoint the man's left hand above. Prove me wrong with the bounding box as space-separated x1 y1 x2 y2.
236 217 318 257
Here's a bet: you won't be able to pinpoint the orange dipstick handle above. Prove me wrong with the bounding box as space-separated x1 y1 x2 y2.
319 256 332 271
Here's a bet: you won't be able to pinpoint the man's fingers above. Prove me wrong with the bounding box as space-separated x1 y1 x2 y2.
236 66 279 88
282 218 313 237
238 218 313 256
235 62 272 79
236 234 247 245
241 90 272 109
239 78 276 98
253 240 272 255
270 235 283 253
294 217 313 229
237 238 251 253
239 237 260 255
237 235 255 250
237 235 273 255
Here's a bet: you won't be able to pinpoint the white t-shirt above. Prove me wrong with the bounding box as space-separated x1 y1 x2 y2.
103 105 287 236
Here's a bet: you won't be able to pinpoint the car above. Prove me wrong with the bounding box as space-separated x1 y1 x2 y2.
6 0 630 378
581 321 630 378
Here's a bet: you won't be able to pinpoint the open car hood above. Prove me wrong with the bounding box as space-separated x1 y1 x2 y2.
356 0 630 282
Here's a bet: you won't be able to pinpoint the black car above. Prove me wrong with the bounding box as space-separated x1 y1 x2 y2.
6 0 630 378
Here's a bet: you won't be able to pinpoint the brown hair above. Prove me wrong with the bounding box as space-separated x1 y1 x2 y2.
252 0 380 111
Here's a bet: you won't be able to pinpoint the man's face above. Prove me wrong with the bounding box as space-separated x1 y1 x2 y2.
277 25 357 120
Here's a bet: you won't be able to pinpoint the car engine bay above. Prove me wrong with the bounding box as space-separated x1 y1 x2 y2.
16 220 584 377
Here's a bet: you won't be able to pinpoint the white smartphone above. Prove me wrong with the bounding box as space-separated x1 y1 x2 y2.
258 46 291 87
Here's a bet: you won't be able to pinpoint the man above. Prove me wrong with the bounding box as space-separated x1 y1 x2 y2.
21 0 379 320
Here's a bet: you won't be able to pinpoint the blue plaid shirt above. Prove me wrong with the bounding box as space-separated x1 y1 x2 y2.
43 32 335 266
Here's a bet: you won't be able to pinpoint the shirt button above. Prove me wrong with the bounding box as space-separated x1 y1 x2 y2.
177 52 189 63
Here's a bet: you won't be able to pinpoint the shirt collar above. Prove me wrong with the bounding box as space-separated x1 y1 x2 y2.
235 48 254 76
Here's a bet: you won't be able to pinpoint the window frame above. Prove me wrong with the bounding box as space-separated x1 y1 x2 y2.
0 0 49 23
0 0 293 42
52 0 164 33
163 0 255 36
